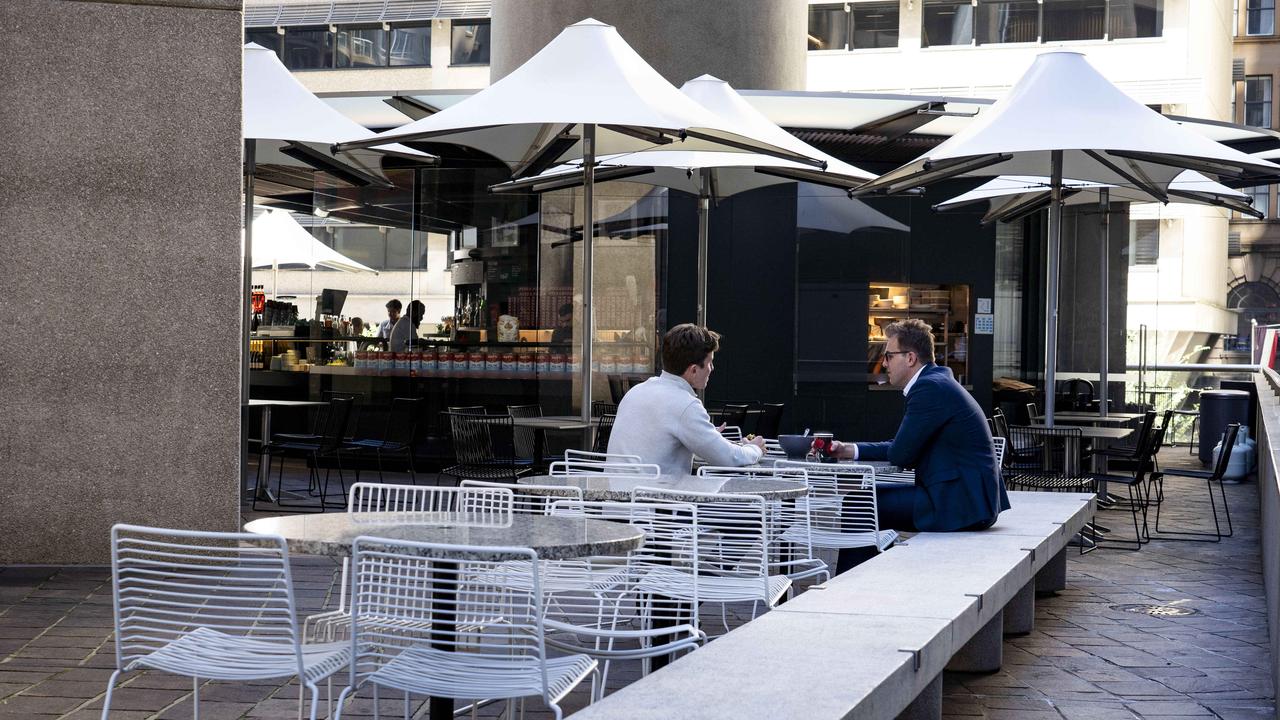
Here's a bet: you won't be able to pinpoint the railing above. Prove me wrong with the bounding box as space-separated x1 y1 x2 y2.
1254 367 1280 702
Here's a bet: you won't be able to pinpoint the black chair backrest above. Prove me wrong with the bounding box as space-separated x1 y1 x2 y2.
1025 402 1040 424
720 403 751 431
1009 425 1083 473
383 397 425 447
1059 379 1094 411
318 397 355 453
1209 423 1242 481
443 412 518 466
507 404 543 460
991 409 1011 442
593 412 617 454
591 401 617 417
755 403 785 438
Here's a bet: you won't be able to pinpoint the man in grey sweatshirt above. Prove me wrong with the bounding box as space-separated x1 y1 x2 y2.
608 324 766 476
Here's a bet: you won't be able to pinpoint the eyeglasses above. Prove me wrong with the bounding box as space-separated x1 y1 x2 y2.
883 350 911 360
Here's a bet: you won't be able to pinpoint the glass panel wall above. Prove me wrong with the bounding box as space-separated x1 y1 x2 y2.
808 4 849 50
1042 0 1106 41
390 24 432 66
1109 0 1163 38
1246 75 1273 128
851 2 900 48
283 27 334 69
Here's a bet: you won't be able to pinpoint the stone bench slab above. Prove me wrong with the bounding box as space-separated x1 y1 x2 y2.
570 610 954 720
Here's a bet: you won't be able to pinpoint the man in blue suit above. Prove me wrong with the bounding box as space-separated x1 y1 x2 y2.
830 319 1010 570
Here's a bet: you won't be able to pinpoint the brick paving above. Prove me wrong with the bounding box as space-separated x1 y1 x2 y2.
0 449 1272 719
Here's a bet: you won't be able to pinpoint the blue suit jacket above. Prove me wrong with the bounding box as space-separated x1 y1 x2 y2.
857 364 1012 531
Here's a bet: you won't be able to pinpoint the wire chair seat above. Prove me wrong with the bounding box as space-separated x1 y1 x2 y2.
1005 471 1096 492
363 644 597 703
633 565 791 606
783 525 899 552
472 559 631 595
132 626 348 684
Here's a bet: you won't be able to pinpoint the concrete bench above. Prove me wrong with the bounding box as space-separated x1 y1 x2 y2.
570 490 1095 720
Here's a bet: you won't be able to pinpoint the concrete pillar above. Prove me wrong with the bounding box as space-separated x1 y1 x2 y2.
0 0 243 562
1003 581 1036 635
491 0 807 90
896 672 942 720
1036 549 1068 594
947 611 1004 673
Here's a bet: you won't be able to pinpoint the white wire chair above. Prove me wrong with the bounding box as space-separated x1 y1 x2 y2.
104 524 349 720
306 484 514 644
719 426 744 443
563 449 642 464
630 487 791 632
542 499 706 689
331 537 599 720
774 460 898 554
459 479 584 515
993 436 1007 473
548 459 662 477
695 466 829 586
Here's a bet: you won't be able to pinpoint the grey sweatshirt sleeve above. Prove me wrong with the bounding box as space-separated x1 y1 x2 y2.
676 400 763 467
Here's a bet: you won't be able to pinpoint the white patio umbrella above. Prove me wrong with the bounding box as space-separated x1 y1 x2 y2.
251 208 378 299
489 74 874 325
335 19 825 423
936 171 1256 417
855 51 1280 425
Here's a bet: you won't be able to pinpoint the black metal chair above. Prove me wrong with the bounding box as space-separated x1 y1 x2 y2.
1150 423 1239 542
590 402 617 454
754 403 785 438
507 403 544 469
254 396 354 512
1005 426 1094 492
273 391 364 444
1087 420 1164 551
1089 409 1157 463
439 411 532 484
345 397 425 485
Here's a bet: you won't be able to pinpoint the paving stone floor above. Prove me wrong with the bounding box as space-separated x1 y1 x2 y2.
0 448 1272 719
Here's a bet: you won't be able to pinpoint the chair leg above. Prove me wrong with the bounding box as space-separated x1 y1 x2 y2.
193 676 200 720
1218 479 1234 538
100 669 121 720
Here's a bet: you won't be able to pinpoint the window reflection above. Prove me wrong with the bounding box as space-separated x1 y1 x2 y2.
245 28 282 57
1109 0 1163 38
977 1 1040 44
284 27 334 69
852 2 900 48
922 0 975 47
451 20 491 65
390 24 432 66
808 4 848 50
1042 0 1105 41
336 27 387 67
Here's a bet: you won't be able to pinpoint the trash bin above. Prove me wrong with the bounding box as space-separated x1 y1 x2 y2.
1199 389 1250 464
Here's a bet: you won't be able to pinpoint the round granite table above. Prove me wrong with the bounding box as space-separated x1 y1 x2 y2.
243 511 645 561
519 473 807 501
246 511 642 720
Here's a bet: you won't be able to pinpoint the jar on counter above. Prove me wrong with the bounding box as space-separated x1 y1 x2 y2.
599 352 616 374
615 351 633 374
535 351 550 375
485 350 502 374
468 349 486 373
451 350 468 374
419 347 437 373
549 352 566 373
568 352 582 374
517 352 534 375
500 352 516 374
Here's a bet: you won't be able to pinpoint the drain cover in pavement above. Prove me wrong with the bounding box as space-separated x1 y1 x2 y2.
1110 603 1202 617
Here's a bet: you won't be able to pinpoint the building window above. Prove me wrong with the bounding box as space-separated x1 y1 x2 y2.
852 2 900 48
1248 0 1276 35
977 1 1041 44
245 28 282 57
336 26 388 68
390 24 432 66
1243 185 1271 217
808 3 849 50
283 26 334 70
1246 75 1272 128
923 0 975 46
1042 0 1105 41
451 19 491 65
1129 219 1159 266
1109 0 1163 38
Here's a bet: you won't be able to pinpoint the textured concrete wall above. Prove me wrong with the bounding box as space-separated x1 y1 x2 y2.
491 0 806 90
0 0 243 563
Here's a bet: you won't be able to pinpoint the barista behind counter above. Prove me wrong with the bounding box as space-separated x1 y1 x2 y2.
389 300 426 352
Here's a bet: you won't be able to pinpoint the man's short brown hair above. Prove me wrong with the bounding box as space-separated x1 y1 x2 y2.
661 324 720 374
884 318 935 363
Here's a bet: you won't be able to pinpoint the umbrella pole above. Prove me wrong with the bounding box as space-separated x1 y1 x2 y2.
581 124 596 425
1098 187 1109 418
241 139 255 497
1044 150 1064 429
697 168 710 326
